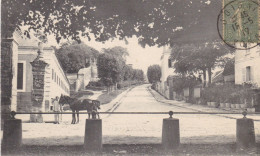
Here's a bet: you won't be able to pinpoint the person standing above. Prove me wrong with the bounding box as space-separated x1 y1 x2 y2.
53 96 60 124
59 101 63 123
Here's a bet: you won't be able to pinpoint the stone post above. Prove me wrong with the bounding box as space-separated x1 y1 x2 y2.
162 111 180 150
30 42 47 122
84 119 102 151
236 111 255 149
2 111 22 149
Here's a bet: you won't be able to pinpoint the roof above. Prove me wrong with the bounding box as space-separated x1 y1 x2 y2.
212 70 224 83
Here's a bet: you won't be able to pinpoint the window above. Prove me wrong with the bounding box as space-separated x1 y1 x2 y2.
246 66 251 81
52 69 54 80
17 63 24 90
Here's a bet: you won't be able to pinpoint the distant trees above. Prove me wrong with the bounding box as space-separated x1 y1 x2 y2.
97 46 144 91
147 65 161 84
55 42 99 73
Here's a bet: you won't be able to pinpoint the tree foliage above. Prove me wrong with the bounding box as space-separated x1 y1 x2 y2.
55 41 99 73
171 75 201 94
97 46 144 87
97 53 120 87
2 0 222 47
147 65 161 84
171 42 234 84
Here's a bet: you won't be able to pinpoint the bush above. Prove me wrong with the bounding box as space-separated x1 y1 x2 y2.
87 81 104 87
201 84 257 105
86 81 106 90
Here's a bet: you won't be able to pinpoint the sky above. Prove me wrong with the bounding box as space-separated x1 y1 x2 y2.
83 36 163 72
48 35 163 73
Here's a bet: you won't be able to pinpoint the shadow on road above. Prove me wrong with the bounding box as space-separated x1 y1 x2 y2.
2 143 259 156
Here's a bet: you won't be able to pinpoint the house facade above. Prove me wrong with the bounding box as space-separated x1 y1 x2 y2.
235 43 260 87
155 46 175 99
17 37 70 116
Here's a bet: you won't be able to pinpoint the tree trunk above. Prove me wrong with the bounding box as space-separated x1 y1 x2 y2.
203 69 207 88
207 68 212 85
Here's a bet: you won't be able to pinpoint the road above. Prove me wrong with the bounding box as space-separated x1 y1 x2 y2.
15 84 260 145
102 84 260 144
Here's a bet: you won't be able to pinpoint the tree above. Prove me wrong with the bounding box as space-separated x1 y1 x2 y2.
97 53 121 91
102 47 129 82
55 42 99 73
123 65 134 81
2 0 222 46
147 65 161 84
132 69 144 81
171 42 234 85
1 0 227 121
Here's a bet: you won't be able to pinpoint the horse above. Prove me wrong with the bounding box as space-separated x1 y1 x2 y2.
59 95 101 124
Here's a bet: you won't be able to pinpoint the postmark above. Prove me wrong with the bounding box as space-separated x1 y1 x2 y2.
217 0 260 50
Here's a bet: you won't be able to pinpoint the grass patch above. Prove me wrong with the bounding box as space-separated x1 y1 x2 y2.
97 89 127 104
70 90 94 98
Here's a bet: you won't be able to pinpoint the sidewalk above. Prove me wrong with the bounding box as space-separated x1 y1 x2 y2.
148 87 260 121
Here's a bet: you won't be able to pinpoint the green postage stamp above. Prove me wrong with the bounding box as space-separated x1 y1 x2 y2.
223 0 259 43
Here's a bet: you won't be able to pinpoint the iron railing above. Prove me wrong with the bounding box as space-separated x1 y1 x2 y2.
4 110 260 119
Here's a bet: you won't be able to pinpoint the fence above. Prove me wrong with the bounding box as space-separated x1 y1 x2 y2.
2 110 259 151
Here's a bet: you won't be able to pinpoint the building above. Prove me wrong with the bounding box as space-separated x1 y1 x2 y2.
235 43 260 87
17 36 70 122
67 57 99 93
156 46 175 99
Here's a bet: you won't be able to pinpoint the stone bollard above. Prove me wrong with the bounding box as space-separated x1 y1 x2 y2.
236 111 255 149
162 111 180 150
2 111 22 149
84 119 102 151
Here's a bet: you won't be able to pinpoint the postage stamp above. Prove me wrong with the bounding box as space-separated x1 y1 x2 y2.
217 0 259 50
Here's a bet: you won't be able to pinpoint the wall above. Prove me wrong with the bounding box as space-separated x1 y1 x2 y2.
235 43 260 87
11 32 19 111
17 45 70 112
158 46 175 98
160 46 174 83
41 47 70 111
17 52 36 111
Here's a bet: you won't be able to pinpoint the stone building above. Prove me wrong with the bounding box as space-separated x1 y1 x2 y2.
235 43 260 87
155 46 175 99
16 36 70 122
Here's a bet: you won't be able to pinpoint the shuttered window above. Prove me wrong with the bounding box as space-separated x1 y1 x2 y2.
250 66 254 81
246 66 251 81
